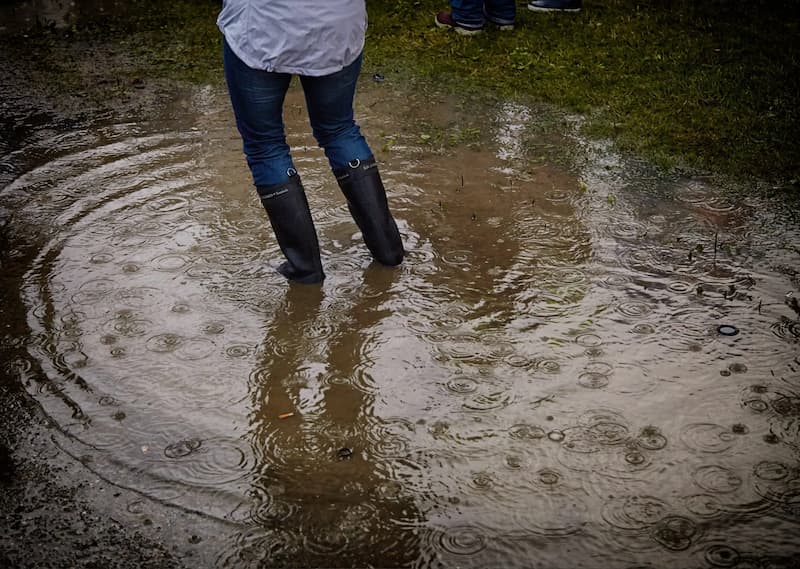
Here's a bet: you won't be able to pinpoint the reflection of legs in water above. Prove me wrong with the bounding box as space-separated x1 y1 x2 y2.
248 268 420 567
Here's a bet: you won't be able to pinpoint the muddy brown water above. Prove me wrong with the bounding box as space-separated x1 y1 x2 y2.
2 75 800 568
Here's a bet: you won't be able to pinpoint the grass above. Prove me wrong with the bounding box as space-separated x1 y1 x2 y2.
3 0 798 186
367 0 799 184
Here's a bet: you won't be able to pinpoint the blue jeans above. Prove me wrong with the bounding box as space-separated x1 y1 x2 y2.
451 0 516 27
223 38 373 187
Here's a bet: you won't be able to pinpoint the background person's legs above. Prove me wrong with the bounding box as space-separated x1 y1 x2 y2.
449 0 485 30
485 0 516 27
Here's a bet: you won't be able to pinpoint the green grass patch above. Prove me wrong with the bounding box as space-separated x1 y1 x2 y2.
4 0 798 185
368 0 799 184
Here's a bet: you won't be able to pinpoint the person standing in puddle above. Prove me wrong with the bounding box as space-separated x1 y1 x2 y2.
218 0 404 284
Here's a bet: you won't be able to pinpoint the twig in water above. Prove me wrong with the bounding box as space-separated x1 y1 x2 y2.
713 232 718 269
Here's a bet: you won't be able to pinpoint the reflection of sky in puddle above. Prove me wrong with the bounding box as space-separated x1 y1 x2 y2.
4 82 800 567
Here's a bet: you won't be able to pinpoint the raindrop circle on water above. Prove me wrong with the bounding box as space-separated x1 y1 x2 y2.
146 333 183 353
754 461 790 481
225 344 255 359
705 544 740 567
771 319 800 342
445 377 479 394
578 372 610 389
202 321 227 335
470 472 494 490
602 495 670 530
105 317 151 337
171 302 191 314
667 281 693 294
692 465 743 494
650 515 698 551
744 399 768 412
681 423 737 453
436 526 487 556
505 455 524 469
110 346 126 357
537 469 561 486
575 333 602 347
617 301 652 318
683 494 723 518
90 252 114 264
441 250 472 267
164 438 202 459
504 354 531 368
152 253 190 271
175 337 216 361
532 358 561 374
636 427 668 451
544 189 570 202
509 424 547 440
632 323 656 335
625 451 646 465
462 390 513 412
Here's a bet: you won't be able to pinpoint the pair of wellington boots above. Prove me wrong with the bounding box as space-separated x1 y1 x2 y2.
255 157 404 284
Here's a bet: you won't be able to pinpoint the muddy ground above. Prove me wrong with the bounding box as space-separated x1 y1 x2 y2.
0 25 226 567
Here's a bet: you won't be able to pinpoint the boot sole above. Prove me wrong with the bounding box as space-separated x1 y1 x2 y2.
527 6 581 12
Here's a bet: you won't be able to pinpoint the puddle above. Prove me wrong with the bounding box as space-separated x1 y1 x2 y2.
2 59 800 568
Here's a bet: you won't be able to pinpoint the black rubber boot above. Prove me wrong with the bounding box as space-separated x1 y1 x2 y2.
334 156 404 266
256 174 325 284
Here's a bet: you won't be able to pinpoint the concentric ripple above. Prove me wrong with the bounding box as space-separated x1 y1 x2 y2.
4 77 800 569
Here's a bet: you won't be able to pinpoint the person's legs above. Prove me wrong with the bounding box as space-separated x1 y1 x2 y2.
449 0 485 29
223 38 324 283
300 55 404 267
484 0 516 26
223 38 295 186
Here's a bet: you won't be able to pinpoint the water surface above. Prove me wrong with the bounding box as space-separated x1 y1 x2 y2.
2 80 799 568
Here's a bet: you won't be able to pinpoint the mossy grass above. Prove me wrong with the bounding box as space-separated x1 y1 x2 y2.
4 0 798 186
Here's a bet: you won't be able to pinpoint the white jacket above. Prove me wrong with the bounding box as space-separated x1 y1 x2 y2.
217 0 367 76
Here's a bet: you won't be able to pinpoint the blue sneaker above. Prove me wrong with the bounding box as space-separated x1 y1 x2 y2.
484 7 515 31
435 10 483 35
528 0 582 12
